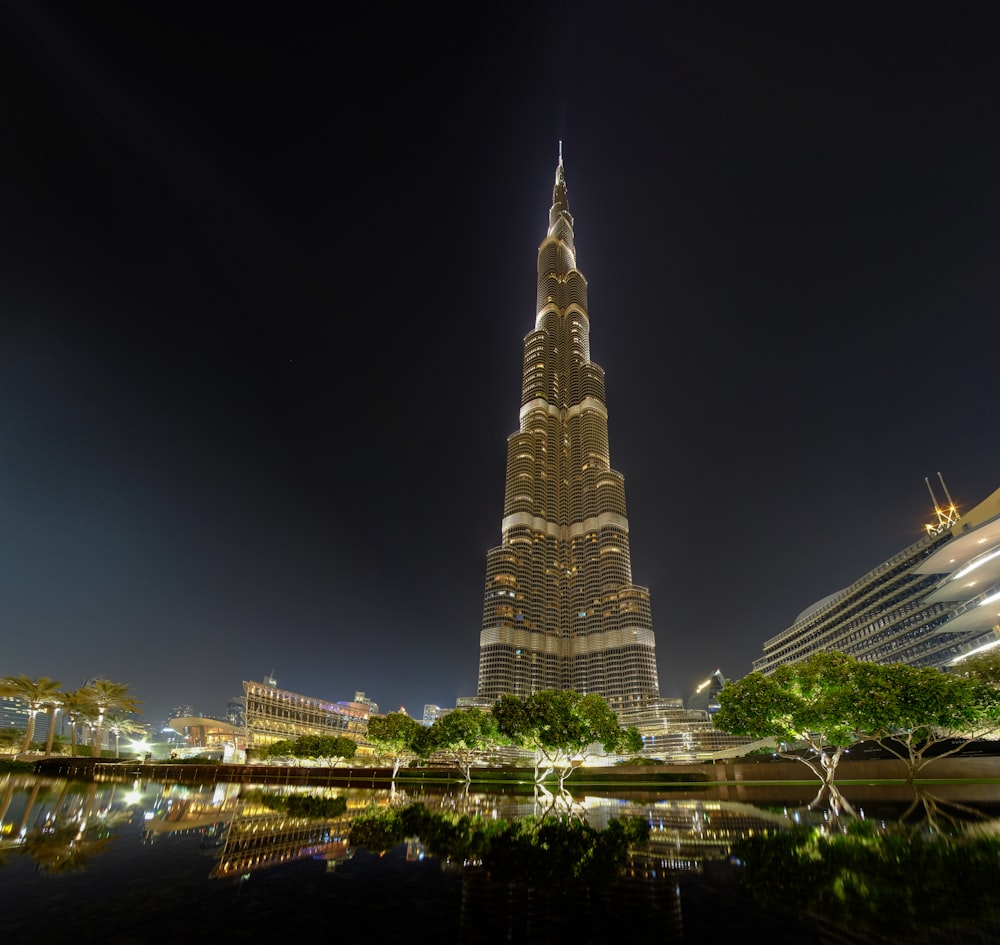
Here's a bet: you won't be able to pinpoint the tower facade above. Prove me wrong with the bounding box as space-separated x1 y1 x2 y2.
476 154 660 713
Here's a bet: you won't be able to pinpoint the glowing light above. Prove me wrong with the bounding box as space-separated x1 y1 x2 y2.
952 547 1000 581
951 637 1000 663
978 590 1000 608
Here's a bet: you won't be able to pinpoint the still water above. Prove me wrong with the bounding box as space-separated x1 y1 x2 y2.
1 771 999 945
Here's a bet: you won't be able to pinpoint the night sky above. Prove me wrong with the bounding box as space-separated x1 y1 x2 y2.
2 3 999 723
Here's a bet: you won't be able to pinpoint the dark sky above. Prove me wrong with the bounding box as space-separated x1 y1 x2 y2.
2 3 999 723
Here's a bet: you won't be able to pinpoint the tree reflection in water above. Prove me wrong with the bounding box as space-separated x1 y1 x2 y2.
348 799 648 891
734 785 1000 944
2 778 129 874
347 800 672 941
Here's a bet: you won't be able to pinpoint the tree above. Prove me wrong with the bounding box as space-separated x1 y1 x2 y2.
713 652 861 793
0 727 26 752
43 694 64 756
87 679 141 758
959 649 1000 688
295 734 358 766
426 708 504 781
0 675 63 753
494 690 642 789
265 734 357 766
844 660 1000 781
61 689 98 757
105 713 145 759
366 712 424 777
262 738 297 759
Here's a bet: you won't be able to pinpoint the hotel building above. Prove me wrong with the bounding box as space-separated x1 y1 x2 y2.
755 479 1000 675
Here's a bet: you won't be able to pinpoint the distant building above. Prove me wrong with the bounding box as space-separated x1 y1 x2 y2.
455 696 494 711
169 716 246 760
0 695 51 746
242 678 370 750
687 670 726 714
225 696 246 728
618 697 750 762
353 691 379 716
422 705 443 726
755 480 1000 676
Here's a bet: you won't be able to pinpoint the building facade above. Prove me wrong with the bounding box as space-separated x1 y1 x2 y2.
476 153 660 714
242 678 370 750
754 482 1000 675
0 695 51 748
687 669 726 714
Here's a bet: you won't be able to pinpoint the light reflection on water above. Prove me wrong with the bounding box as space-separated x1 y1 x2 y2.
1 773 999 944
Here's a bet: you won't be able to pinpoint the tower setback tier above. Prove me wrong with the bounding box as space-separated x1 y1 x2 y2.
476 154 661 713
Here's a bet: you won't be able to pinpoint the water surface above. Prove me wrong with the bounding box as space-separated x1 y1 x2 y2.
2 773 998 944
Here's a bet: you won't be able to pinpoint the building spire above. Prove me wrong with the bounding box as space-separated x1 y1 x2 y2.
550 143 571 233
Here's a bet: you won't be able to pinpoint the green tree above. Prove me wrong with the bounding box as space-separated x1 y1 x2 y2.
88 679 141 758
265 735 357 766
263 738 297 759
959 649 1000 687
0 727 26 752
714 652 861 791
294 734 357 766
366 712 424 777
494 690 641 789
0 675 63 753
426 708 504 781
845 661 999 780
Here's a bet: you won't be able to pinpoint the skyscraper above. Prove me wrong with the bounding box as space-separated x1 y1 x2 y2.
476 151 660 713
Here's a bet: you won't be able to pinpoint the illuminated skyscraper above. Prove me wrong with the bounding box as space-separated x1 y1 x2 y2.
476 151 660 712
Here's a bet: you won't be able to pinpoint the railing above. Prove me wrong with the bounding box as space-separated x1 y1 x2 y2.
32 759 404 786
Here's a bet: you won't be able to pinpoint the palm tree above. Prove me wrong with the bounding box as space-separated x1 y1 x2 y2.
60 688 97 757
43 695 65 756
105 713 144 758
88 680 141 758
0 675 63 753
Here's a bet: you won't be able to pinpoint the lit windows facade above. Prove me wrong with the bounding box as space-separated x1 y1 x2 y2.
754 485 1000 676
477 155 660 713
243 679 370 749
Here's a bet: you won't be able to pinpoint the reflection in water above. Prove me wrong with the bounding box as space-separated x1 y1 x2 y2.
0 776 124 873
0 773 998 943
735 814 1000 943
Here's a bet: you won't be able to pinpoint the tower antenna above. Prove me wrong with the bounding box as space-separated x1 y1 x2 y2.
924 473 961 535
938 471 955 508
558 140 563 166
